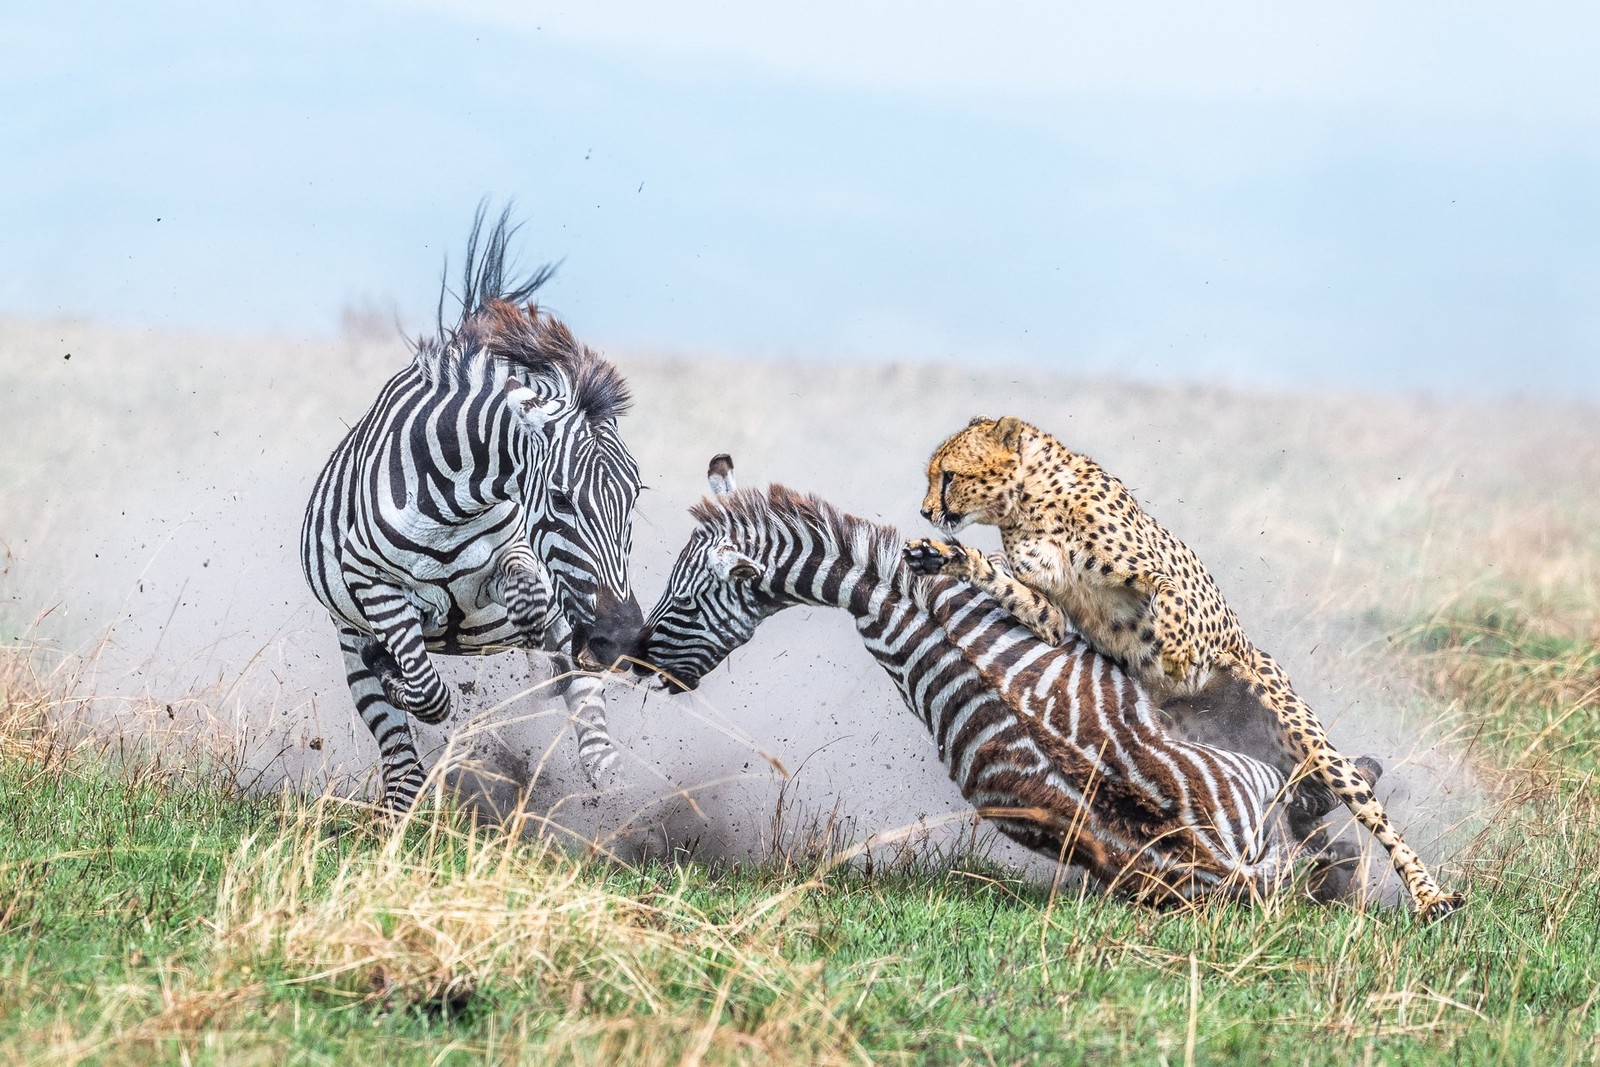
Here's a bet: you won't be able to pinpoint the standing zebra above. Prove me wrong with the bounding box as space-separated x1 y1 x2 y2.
301 210 644 812
638 457 1366 906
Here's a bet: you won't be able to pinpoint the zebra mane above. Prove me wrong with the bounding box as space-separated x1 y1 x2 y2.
690 484 911 589
410 204 631 423
438 201 558 340
567 347 633 424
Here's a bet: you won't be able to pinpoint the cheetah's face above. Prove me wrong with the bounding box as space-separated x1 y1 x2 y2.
920 419 1022 534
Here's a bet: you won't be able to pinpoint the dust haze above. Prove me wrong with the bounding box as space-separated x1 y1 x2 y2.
6 315 1597 899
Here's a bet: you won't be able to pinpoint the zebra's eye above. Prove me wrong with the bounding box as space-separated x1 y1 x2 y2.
549 487 575 511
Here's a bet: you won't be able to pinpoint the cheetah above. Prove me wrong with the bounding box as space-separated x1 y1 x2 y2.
903 415 1465 923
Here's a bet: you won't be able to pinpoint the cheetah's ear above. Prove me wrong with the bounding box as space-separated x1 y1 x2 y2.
967 414 992 428
992 416 1025 451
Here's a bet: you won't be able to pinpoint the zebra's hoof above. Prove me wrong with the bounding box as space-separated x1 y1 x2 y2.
1354 755 1384 788
580 752 621 792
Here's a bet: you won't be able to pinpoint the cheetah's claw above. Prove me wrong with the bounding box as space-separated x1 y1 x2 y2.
1418 891 1466 925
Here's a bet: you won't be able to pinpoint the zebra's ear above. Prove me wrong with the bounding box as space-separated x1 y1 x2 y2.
504 376 566 435
710 544 760 583
707 454 736 497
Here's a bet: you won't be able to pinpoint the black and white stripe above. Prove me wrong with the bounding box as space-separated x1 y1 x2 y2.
300 209 643 811
639 462 1358 906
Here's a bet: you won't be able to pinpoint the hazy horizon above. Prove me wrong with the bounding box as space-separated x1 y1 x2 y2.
4 1 1597 399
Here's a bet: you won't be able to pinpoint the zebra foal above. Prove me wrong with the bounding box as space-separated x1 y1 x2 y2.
637 457 1364 907
301 209 644 812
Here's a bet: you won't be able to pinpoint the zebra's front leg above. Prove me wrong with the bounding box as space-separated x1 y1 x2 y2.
349 582 454 724
494 547 621 787
540 613 620 788
338 624 429 812
560 666 618 787
492 544 566 643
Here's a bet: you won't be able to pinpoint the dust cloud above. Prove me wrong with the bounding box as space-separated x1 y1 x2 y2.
5 315 1596 898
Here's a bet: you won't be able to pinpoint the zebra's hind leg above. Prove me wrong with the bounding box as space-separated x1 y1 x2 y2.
339 624 429 813
1284 755 1383 841
348 582 454 724
1305 837 1364 904
1285 759 1381 905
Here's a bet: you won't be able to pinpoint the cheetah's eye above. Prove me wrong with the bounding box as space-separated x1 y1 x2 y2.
941 470 953 495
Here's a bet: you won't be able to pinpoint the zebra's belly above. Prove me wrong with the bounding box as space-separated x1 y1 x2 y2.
424 602 517 650
332 509 549 653
419 571 538 654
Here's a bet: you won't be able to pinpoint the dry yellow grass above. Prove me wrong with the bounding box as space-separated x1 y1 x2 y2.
210 799 864 1065
0 654 55 766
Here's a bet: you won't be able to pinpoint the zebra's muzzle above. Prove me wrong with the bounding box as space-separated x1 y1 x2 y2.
581 588 645 670
627 633 699 692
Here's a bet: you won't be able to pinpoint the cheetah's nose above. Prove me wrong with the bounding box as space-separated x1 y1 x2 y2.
919 506 933 521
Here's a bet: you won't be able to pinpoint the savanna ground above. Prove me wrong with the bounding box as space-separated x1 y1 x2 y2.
4 551 1600 1065
3 316 1599 1063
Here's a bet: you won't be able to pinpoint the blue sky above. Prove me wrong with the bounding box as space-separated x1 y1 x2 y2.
4 1 1597 397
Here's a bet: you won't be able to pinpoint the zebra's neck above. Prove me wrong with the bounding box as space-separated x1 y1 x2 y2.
714 490 1038 737
754 516 909 620
746 511 1091 754
751 516 988 705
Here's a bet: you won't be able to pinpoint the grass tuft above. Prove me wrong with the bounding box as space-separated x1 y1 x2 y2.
211 799 860 1062
0 643 865 1064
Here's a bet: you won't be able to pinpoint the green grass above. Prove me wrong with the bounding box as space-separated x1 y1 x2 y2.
3 606 1599 1064
1410 605 1600 778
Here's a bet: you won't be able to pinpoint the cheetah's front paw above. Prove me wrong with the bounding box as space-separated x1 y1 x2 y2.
904 538 978 579
1417 890 1466 925
1157 643 1201 687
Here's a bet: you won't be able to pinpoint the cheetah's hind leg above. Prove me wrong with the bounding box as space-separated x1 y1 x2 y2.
1241 645 1466 923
